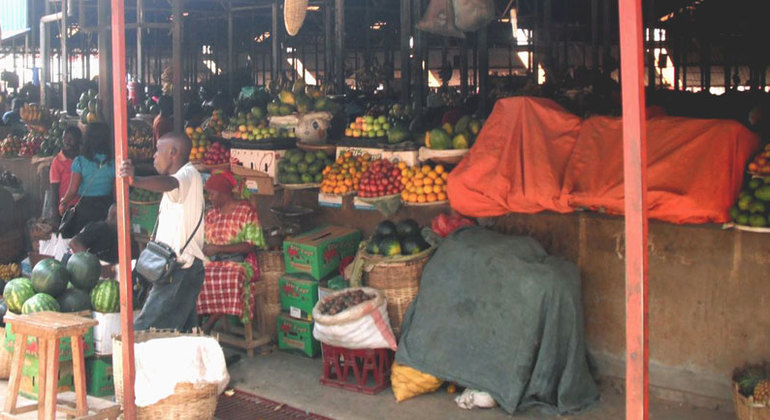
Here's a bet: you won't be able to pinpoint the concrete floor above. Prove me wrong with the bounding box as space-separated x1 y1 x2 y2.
0 348 737 420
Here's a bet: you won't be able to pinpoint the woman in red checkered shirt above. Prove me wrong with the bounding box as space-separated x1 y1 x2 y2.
198 171 266 324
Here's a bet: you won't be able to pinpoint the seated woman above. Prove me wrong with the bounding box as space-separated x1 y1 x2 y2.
197 171 266 345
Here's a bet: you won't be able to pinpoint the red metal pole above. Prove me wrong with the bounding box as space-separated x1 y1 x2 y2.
110 0 137 418
618 0 649 419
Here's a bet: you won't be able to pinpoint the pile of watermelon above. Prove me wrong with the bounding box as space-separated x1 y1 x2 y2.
2 252 120 315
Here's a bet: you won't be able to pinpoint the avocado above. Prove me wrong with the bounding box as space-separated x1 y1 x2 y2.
375 221 397 237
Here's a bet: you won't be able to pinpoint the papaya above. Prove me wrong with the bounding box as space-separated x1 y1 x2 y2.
428 129 451 150
387 125 411 144
278 90 296 106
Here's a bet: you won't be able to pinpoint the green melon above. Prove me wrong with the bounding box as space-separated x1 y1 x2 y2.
379 236 402 257
396 219 420 237
57 288 92 313
91 280 120 313
21 293 61 314
3 278 35 314
66 252 101 291
31 258 70 297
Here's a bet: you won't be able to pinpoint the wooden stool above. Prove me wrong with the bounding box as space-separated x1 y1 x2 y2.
1 312 120 420
202 281 271 357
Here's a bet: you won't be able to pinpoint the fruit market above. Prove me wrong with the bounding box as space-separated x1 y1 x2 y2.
0 0 769 419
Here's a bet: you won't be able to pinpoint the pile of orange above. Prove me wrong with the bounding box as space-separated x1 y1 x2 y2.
400 164 448 204
320 152 371 195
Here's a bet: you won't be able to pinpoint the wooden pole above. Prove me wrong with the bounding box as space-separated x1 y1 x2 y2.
478 26 489 115
460 37 468 96
400 0 411 104
324 1 333 83
172 0 183 132
335 0 345 92
98 0 113 126
272 0 280 83
618 0 649 418
109 0 137 418
413 0 424 112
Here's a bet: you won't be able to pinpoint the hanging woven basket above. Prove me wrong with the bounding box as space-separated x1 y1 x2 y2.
284 0 308 36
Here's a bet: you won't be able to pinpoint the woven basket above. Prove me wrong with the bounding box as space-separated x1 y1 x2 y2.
261 272 283 305
362 248 435 336
733 382 770 420
261 302 283 342
113 330 219 420
284 0 309 36
0 228 24 264
0 328 10 379
257 250 285 274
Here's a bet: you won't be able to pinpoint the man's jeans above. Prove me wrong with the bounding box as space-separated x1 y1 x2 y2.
134 259 204 332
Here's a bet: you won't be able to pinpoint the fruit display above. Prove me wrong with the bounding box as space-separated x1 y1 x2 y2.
227 107 267 133
236 125 294 142
38 117 66 157
202 109 227 136
277 149 331 185
3 277 36 314
66 252 101 291
345 115 389 139
748 143 770 175
18 132 44 157
19 103 48 123
186 126 212 162
31 258 70 297
202 141 231 166
317 289 375 315
128 119 154 161
21 293 61 314
320 151 370 195
1 135 22 157
365 219 431 257
0 263 21 281
91 279 120 313
57 288 92 313
400 164 448 204
358 158 405 198
77 89 104 125
129 187 162 203
730 177 770 227
0 170 22 190
424 115 483 150
735 364 770 401
267 80 339 117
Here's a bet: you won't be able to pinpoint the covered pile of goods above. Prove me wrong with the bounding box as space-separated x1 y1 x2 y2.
128 119 155 161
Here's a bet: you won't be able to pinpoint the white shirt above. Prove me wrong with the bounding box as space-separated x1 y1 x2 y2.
155 162 205 268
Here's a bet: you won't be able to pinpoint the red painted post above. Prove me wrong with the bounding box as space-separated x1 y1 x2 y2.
110 0 137 418
618 0 649 419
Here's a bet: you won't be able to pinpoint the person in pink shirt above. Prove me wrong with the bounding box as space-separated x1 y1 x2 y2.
49 126 82 224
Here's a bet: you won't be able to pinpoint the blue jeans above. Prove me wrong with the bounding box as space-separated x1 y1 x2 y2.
134 259 204 332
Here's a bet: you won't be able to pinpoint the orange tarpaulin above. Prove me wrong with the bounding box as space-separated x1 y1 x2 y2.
448 97 761 224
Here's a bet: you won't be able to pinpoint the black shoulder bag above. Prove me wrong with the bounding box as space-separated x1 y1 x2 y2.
135 206 204 283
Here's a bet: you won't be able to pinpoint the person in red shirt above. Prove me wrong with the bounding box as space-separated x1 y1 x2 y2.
49 126 82 224
153 95 174 146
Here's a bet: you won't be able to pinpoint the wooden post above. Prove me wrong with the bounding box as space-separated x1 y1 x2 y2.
228 2 234 98
335 0 345 92
324 1 333 83
413 0 424 112
137 0 144 83
618 0 649 419
172 0 183 133
400 0 411 104
478 26 489 116
98 0 113 126
591 0 599 69
460 36 468 96
272 0 280 83
109 0 137 418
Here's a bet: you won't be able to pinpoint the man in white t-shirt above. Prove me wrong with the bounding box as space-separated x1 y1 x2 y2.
119 132 205 331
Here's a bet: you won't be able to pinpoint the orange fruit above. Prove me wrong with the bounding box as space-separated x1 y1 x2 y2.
435 165 445 174
421 166 431 175
433 185 442 194
426 193 437 202
398 161 407 170
437 192 447 201
423 177 434 186
401 191 409 200
441 172 448 180
434 177 444 186
417 194 427 203
408 193 418 202
427 171 438 180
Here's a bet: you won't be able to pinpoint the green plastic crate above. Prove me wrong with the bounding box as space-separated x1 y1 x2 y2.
277 313 320 357
129 201 160 235
86 355 114 397
20 358 74 400
4 321 95 362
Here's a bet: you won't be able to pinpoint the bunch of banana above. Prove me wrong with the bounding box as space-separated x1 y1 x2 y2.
20 103 44 122
0 262 21 280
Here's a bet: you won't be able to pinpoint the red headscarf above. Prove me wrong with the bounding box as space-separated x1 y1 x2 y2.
204 171 237 194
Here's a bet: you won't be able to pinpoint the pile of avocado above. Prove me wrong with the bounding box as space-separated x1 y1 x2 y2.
366 219 431 257
731 177 770 227
277 149 331 184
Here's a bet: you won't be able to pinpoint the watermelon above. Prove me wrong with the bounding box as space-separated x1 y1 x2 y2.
91 280 120 313
400 235 427 255
396 219 420 237
366 234 383 255
57 288 92 313
66 252 101 291
379 236 402 256
3 277 35 314
21 293 61 314
0 296 7 323
375 221 397 237
31 258 70 297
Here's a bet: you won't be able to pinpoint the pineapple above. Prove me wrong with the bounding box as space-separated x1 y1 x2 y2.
754 380 770 404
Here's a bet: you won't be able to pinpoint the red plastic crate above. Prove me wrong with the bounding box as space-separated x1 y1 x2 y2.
320 344 393 394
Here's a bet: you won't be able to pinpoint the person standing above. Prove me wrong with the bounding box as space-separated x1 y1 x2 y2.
49 126 82 224
1 98 23 125
58 122 115 238
153 95 174 146
119 131 205 331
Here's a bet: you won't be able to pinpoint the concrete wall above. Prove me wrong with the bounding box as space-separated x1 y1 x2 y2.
255 189 758 407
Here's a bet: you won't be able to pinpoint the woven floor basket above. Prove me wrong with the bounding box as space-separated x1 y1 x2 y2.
284 0 309 36
362 249 434 336
257 250 285 276
113 330 219 420
261 302 283 342
0 328 10 379
733 382 770 420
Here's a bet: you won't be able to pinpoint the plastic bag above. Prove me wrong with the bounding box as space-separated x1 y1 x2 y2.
38 233 71 260
312 287 398 350
391 362 444 402
455 388 498 409
431 213 476 237
452 0 495 32
416 0 465 38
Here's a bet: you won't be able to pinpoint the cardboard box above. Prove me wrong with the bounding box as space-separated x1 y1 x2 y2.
279 273 319 320
283 225 361 280
92 312 121 356
230 148 287 183
352 197 378 211
318 193 343 208
86 355 114 397
20 358 74 400
244 174 276 195
277 313 319 357
4 321 94 362
336 146 419 167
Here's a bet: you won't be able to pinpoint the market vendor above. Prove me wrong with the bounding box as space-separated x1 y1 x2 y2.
49 126 82 224
1 98 22 125
119 132 205 331
58 123 116 238
197 171 265 324
153 95 173 144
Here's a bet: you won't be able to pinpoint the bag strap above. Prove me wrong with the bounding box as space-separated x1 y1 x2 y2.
150 204 204 252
